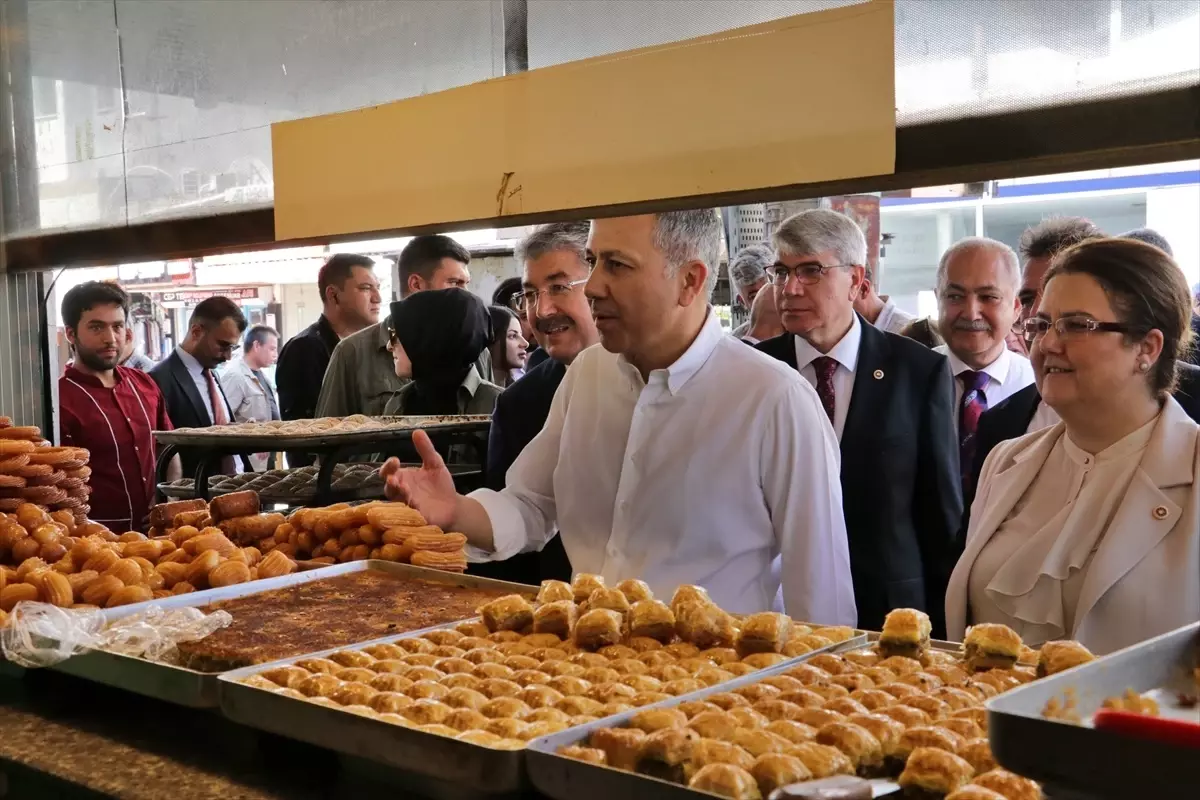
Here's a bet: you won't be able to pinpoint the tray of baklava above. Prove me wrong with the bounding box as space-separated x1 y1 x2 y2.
989 621 1199 800
217 575 865 796
155 414 491 450
158 464 387 502
529 609 1070 800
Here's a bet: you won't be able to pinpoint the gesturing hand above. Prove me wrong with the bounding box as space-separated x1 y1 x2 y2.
380 430 459 530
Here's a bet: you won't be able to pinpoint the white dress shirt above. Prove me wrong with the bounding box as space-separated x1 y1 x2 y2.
793 314 861 441
935 344 1035 431
874 298 916 335
470 311 856 624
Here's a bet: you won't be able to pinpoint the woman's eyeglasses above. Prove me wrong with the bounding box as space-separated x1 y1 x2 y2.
1020 315 1140 339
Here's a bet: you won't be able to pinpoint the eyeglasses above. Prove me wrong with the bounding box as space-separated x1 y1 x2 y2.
1020 315 1140 339
765 262 855 286
512 278 588 312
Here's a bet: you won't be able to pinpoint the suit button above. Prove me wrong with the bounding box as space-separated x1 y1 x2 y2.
1152 505 1169 520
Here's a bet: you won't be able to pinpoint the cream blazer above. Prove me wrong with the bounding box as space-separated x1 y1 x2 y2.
946 397 1200 654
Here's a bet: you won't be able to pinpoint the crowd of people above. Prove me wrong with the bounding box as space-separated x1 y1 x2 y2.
55 204 1200 655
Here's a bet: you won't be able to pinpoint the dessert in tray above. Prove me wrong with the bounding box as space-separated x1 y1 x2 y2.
232 574 860 751
160 464 386 500
164 414 490 438
175 570 520 672
560 609 1075 799
0 418 93 523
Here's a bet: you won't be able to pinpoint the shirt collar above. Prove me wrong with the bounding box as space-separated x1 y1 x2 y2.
794 313 862 373
375 317 392 352
461 364 482 397
617 309 724 396
941 344 1013 385
175 346 205 377
64 363 124 388
316 314 340 348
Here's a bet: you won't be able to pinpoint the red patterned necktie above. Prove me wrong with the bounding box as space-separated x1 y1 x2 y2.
812 356 838 424
204 368 238 474
959 370 990 486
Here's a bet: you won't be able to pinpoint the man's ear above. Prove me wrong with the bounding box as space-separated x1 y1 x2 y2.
679 261 709 306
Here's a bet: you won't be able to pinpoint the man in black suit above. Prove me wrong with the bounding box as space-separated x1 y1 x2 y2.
471 222 601 585
150 296 251 478
755 209 961 634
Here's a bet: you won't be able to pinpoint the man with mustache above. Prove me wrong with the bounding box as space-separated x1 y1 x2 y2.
934 237 1034 497
756 209 960 634
59 282 174 531
384 210 855 621
473 222 600 584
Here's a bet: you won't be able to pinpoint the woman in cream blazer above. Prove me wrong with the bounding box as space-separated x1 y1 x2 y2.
946 238 1200 655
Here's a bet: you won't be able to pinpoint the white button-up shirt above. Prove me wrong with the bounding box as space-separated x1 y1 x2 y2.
175 346 217 423
874 298 916 335
793 314 862 441
470 311 856 624
935 344 1035 431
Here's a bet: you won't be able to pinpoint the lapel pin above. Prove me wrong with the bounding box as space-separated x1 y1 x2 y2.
1152 505 1169 520
873 369 884 380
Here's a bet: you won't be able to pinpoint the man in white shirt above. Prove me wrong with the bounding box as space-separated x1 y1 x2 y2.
220 324 281 471
755 209 960 634
383 210 855 623
729 244 772 340
854 262 916 335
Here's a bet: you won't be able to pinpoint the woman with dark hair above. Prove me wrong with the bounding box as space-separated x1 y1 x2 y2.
488 305 528 388
946 238 1199 654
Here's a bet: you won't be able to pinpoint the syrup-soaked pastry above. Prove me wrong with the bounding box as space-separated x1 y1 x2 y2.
687 738 756 778
812 626 857 645
582 666 622 685
522 632 564 648
369 673 415 693
879 609 932 660
396 637 437 655
736 612 794 657
732 728 793 758
363 643 406 661
896 726 965 760
971 769 1043 800
423 629 465 647
669 584 712 613
725 663 761 678
484 717 530 740
442 673 482 690
444 708 491 732
588 726 646 770
407 680 450 701
261 666 311 689
369 692 415 714
574 609 625 651
845 713 906 759
795 635 834 651
628 707 688 733
454 730 503 747
1016 645 1040 668
401 699 452 726
504 654 542 672
689 710 741 741
526 707 571 725
687 763 763 800
778 689 826 710
742 653 790 670
537 579 574 605
950 708 988 732
478 678 523 699
973 672 1019 693
676 700 723 718
903 695 952 720
521 720 569 740
295 658 342 675
753 699 806 722
806 654 851 676
332 682 378 707
557 745 608 765
944 788 1008 800
629 636 665 653
547 675 592 696
646 664 687 684
926 665 970 686
1036 640 1095 678
459 636 496 651
569 651 609 668
961 681 999 702
635 726 700 782
816 722 884 776
626 600 676 644
444 687 491 711
793 709 844 729
786 742 855 779
786 664 833 686
556 695 605 716
764 720 817 745
962 624 1023 672
750 752 813 797
615 578 654 604
532 599 577 640
703 691 747 710
528 646 569 662
602 701 635 717
930 687 978 712
456 620 491 638
622 673 664 694
805 683 850 701
542 660 586 678
571 573 607 604
431 645 468 660
957 738 997 776
897 672 945 691
404 654 442 669
297 674 344 698
878 704 931 729
663 678 705 696
849 689 896 712
489 630 525 644
676 601 738 650
597 643 636 660
328 650 376 669
611 658 650 676
474 662 517 680
861 666 898 686
480 696 531 719
1002 667 1036 685
519 685 564 708
664 641 702 659
823 697 870 717
736 683 782 703
830 673 875 693
843 650 882 668
727 707 770 730
937 718 984 741
877 656 924 676
880 682 925 700
435 657 475 675
923 650 963 669
479 594 535 633
587 587 632 614
590 681 637 704
898 747 975 798
758 675 804 693
782 639 814 658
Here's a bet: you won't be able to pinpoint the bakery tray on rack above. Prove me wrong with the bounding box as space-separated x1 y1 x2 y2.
4 561 533 709
154 415 491 450
158 463 386 502
988 622 1200 800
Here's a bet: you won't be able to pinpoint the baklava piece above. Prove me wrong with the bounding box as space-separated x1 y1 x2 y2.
957 738 997 776
897 747 975 799
971 769 1043 800
878 610 930 660
628 600 676 644
558 744 608 764
764 720 818 745
629 707 688 733
571 573 607 604
731 729 792 758
1036 640 1095 678
635 726 700 783
944 788 1007 800
749 753 813 797
574 609 625 651
687 763 763 800
689 710 741 741
736 612 794 656
845 713 906 764
670 584 712 614
676 601 738 650
532 599 577 640
479 594 535 634
786 742 855 779
895 726 965 761
962 624 1022 672
815 722 884 776
687 739 757 778
537 579 575 605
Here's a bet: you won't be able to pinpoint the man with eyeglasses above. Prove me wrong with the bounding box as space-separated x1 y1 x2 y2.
469 222 600 586
755 209 960 634
150 296 252 476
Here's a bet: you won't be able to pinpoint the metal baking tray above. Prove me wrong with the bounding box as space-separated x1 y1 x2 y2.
989 622 1200 799
157 479 386 504
526 631 869 800
6 560 533 708
154 415 491 451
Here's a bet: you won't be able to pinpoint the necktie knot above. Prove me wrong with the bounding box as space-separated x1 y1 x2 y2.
960 369 989 394
813 357 838 383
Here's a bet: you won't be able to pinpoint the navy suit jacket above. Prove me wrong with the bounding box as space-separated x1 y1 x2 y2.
756 320 962 634
149 352 251 477
467 357 572 585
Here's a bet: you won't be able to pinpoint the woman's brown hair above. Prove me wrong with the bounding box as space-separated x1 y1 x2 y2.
1044 237 1194 398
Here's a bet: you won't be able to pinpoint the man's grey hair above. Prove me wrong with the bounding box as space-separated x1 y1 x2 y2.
515 221 590 266
1018 216 1102 261
772 209 867 267
729 244 772 290
653 209 723 300
936 237 1020 292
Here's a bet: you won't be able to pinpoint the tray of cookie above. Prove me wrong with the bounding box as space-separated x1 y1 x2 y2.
43 559 534 708
158 463 387 503
528 610 1069 800
154 414 492 451
216 574 865 796
988 621 1200 800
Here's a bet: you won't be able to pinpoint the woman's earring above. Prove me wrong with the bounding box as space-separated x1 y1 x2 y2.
1139 362 1150 372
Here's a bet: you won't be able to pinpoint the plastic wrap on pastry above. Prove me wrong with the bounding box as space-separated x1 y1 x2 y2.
571 573 606 603
627 599 675 643
573 608 625 651
614 578 654 604
586 587 631 614
669 584 712 615
736 612 793 656
536 579 574 605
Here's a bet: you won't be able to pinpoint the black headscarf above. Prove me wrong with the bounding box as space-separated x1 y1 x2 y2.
391 289 492 416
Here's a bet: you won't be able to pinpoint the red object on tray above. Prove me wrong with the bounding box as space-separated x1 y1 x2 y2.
1094 709 1200 749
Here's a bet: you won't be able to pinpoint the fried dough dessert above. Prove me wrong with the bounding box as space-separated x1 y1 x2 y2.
574 609 625 651
532 600 576 639
479 594 535 633
897 747 975 799
736 612 793 657
1035 640 1095 678
962 624 1022 672
536 579 574 604
879 608 932 660
676 601 737 649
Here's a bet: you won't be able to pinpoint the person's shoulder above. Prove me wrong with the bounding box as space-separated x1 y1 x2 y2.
713 334 804 388
752 332 792 361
